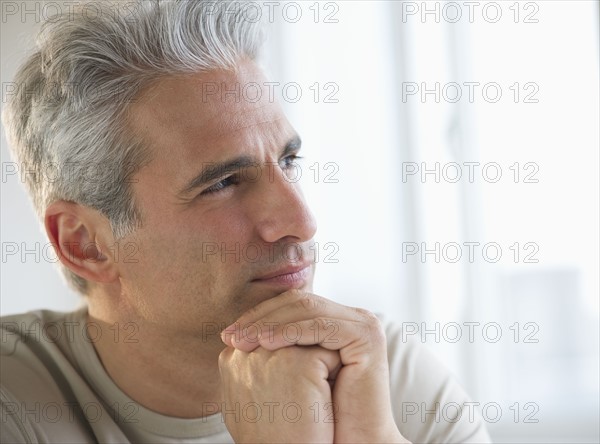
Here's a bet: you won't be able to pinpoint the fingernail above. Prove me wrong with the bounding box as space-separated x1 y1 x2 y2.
220 322 239 344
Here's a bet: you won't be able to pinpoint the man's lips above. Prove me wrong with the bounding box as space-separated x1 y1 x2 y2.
251 263 312 286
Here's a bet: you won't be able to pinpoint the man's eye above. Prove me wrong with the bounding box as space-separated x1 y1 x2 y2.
281 155 303 169
201 175 239 195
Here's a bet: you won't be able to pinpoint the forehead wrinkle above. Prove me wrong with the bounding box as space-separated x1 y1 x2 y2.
212 115 285 141
206 99 278 127
203 99 274 123
128 64 294 177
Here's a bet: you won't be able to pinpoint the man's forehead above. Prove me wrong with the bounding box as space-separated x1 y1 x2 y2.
129 62 287 152
137 70 270 114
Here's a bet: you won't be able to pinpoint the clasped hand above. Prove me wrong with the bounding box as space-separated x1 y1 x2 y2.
218 289 410 444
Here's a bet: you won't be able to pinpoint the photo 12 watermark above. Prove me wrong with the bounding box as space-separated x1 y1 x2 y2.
0 400 139 425
1 319 140 357
400 321 540 344
401 241 540 264
402 82 539 104
399 1 540 24
401 161 540 184
1 1 342 25
401 400 540 424
1 241 140 265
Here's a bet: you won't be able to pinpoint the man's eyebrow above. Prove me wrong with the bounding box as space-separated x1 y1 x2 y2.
178 135 302 196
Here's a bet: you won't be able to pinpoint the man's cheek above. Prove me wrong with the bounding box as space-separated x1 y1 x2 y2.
196 241 221 264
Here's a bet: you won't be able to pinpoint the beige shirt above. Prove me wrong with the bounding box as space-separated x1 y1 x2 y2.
0 307 491 443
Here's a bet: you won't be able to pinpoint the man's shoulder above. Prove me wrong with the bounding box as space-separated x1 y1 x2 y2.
1 308 85 365
0 307 90 393
0 308 98 443
1 308 83 339
376 313 426 363
376 314 493 443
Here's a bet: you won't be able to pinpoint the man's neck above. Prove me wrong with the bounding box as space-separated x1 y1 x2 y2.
86 308 225 418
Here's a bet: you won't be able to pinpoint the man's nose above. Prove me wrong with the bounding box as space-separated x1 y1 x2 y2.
251 164 317 245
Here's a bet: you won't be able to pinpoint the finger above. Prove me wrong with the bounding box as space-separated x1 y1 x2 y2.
228 316 346 352
221 293 366 348
222 290 340 334
258 317 354 351
230 315 387 373
303 345 343 377
258 317 385 366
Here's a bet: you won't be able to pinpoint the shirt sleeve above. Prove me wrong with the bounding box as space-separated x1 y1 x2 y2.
384 320 493 443
1 386 37 444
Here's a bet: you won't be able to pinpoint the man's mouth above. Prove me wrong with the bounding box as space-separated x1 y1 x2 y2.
251 263 312 287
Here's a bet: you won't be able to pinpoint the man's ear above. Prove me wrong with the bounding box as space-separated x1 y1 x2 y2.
45 201 119 284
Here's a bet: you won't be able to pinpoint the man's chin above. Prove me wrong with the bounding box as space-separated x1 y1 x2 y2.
234 282 312 315
248 280 312 304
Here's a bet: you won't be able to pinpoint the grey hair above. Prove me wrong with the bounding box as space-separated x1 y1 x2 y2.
2 0 265 295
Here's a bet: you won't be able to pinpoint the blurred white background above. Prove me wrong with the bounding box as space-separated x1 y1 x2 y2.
1 1 599 442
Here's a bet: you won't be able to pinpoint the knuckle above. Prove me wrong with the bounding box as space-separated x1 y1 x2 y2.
283 288 305 301
355 308 385 341
313 316 332 332
355 306 376 320
287 288 305 297
369 319 386 345
296 294 325 312
218 347 233 370
297 295 319 311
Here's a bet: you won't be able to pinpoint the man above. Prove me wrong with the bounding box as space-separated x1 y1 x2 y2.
1 1 491 442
